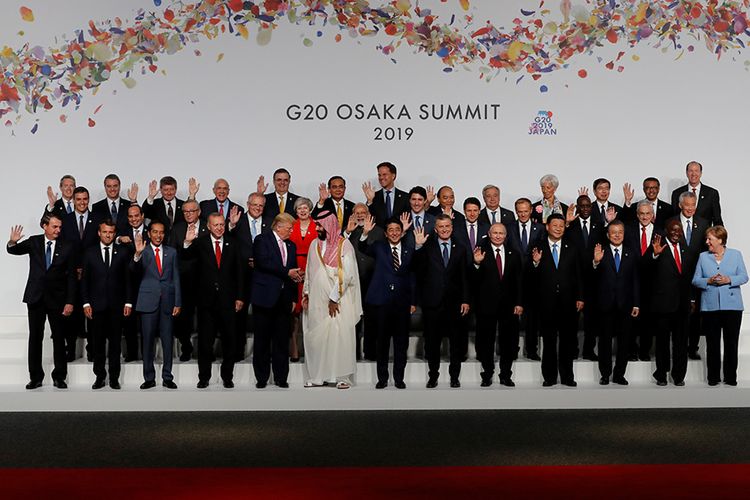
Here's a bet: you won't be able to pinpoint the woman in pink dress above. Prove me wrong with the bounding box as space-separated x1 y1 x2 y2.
288 197 317 362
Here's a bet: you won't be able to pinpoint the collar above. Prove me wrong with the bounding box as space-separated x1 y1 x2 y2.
610 244 623 253
548 238 561 247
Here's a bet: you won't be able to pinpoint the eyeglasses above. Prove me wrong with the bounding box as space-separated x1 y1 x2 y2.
183 209 199 213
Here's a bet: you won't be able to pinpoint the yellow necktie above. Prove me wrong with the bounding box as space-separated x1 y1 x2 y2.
336 202 343 228
279 195 285 214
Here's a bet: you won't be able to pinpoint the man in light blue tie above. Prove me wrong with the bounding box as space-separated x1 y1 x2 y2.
44 174 76 220
362 162 409 227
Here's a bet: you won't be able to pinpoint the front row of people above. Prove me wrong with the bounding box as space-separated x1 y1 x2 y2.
7 207 747 390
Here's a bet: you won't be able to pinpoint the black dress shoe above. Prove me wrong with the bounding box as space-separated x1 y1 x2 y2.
375 381 387 389
53 379 68 389
197 380 209 389
480 379 492 387
639 355 651 362
426 378 438 389
109 381 121 390
223 380 234 389
450 379 461 388
562 380 577 387
92 379 106 390
66 353 76 363
162 380 178 389
276 381 289 388
674 380 685 387
599 376 610 386
289 357 300 363
499 378 515 387
140 380 156 390
612 376 629 386
583 353 599 361
255 381 267 389
725 380 738 387
87 355 94 362
25 380 42 390
628 355 638 362
708 380 719 387
655 379 667 386
688 351 701 360
542 380 556 387
526 353 541 361
394 381 406 389
179 353 191 362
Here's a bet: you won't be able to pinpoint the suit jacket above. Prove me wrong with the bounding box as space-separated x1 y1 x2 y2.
505 219 545 264
187 235 244 309
369 187 409 227
592 245 640 312
349 225 383 289
671 184 723 226
402 212 436 248
564 217 605 255
624 224 664 313
360 238 415 307
199 198 244 222
6 235 76 308
171 220 209 277
692 248 748 312
312 198 355 229
665 215 710 255
478 206 515 227
80 244 133 312
263 191 300 220
117 225 149 250
229 214 269 301
472 241 523 314
142 197 185 235
452 219 489 262
528 239 583 312
250 232 298 308
646 243 696 314
60 210 101 267
92 198 133 236
621 199 672 229
531 200 569 225
591 201 623 227
413 237 470 309
44 198 74 220
132 245 182 313
427 206 466 227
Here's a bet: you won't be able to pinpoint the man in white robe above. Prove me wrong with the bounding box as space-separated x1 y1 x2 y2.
301 212 362 388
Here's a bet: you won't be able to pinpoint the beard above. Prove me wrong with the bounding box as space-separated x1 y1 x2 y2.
317 230 326 241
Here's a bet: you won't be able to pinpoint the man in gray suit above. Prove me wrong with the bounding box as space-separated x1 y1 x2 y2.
132 221 182 389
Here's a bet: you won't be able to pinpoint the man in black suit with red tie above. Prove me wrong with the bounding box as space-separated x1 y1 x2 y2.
142 176 199 236
251 213 301 388
184 213 244 389
312 176 354 230
259 168 300 220
670 161 723 227
529 213 584 387
81 220 133 390
363 162 410 227
43 175 76 219
91 174 134 237
412 214 471 388
7 214 75 389
472 223 524 387
477 184 515 227
647 219 697 386
621 177 672 230
199 178 244 222
592 220 640 386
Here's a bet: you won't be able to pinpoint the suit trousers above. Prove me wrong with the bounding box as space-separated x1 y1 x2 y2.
27 302 67 382
372 303 411 384
198 304 236 382
361 303 378 360
475 309 519 380
64 306 90 359
654 311 689 383
422 306 465 380
235 302 250 362
688 302 703 353
121 313 141 360
90 308 123 382
140 304 175 383
521 306 540 357
540 300 578 384
597 308 631 379
629 309 656 359
252 301 291 384
703 310 742 384
580 308 598 357
173 284 196 357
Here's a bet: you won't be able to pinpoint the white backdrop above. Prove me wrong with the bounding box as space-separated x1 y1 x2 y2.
1 1 748 316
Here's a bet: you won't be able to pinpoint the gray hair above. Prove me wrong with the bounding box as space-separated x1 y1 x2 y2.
293 197 314 212
636 199 654 213
482 184 500 197
539 174 559 189
678 191 697 205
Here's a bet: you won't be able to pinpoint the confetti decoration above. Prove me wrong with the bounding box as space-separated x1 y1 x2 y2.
19 6 34 22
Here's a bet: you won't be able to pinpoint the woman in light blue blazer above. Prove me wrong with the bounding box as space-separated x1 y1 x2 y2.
692 226 748 386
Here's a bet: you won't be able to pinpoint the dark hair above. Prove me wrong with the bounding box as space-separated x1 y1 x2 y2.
59 174 75 186
643 177 660 187
435 213 453 224
327 175 345 188
463 197 482 210
515 197 532 209
127 204 143 216
376 161 397 175
160 176 177 188
408 186 427 199
576 194 591 204
73 186 89 197
607 219 625 231
40 213 62 228
385 217 403 230
436 186 453 198
547 213 565 224
593 178 610 190
686 161 703 172
104 174 121 184
98 219 116 230
148 220 165 232
273 168 290 178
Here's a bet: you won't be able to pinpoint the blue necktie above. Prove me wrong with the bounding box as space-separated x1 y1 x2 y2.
415 215 421 229
442 242 449 267
45 241 52 270
491 211 497 224
552 243 559 269
385 191 392 218
66 200 72 214
251 219 258 241
111 201 118 221
521 223 528 253
686 220 692 245
614 248 620 272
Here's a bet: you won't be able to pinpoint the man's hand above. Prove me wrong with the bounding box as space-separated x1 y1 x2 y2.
414 226 429 247
9 225 24 245
147 179 159 201
460 303 470 316
565 203 577 223
46 186 57 208
172 306 181 317
301 295 309 310
623 182 635 206
473 247 485 264
119 236 132 244
593 243 604 264
399 212 412 232
257 175 268 194
631 307 640 318
127 182 139 203
188 177 200 199
62 304 74 316
346 214 358 234
328 300 340 318
605 206 618 223
228 205 241 226
134 232 146 256
531 247 542 264
235 300 244 312
576 301 584 312
425 185 436 205
651 233 665 256
288 268 303 282
318 183 329 205
362 181 375 204
83 305 93 320
184 224 198 245
578 186 589 197
513 305 523 316
362 215 376 236
123 305 132 317
410 305 416 314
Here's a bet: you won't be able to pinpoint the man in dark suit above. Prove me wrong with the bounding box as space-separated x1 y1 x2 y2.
132 221 181 390
478 184 515 227
142 176 199 236
427 186 466 226
453 197 489 258
228 192 268 361
91 174 134 237
259 168 300 220
670 160 723 227
184 213 244 389
667 191 710 360
312 176 354 230
345 203 384 361
199 178 243 222
7 214 75 389
412 214 471 388
81 220 133 390
621 177 672 229
592 220 640 385
472 223 524 387
251 213 301 388
591 178 623 228
172 200 208 361
359 215 413 388
402 186 435 248
43 175 76 219
647 219 697 386
363 161 410 227
506 198 545 360
529 213 584 387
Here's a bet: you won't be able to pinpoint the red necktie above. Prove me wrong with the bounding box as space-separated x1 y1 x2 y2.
219 203 225 218
672 243 682 274
155 247 163 276
215 240 222 268
640 226 647 256
495 248 503 280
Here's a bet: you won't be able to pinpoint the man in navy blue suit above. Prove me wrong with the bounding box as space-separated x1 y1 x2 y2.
359 215 414 389
81 220 133 390
592 220 640 385
199 178 244 222
251 213 301 388
132 221 181 390
362 162 410 227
